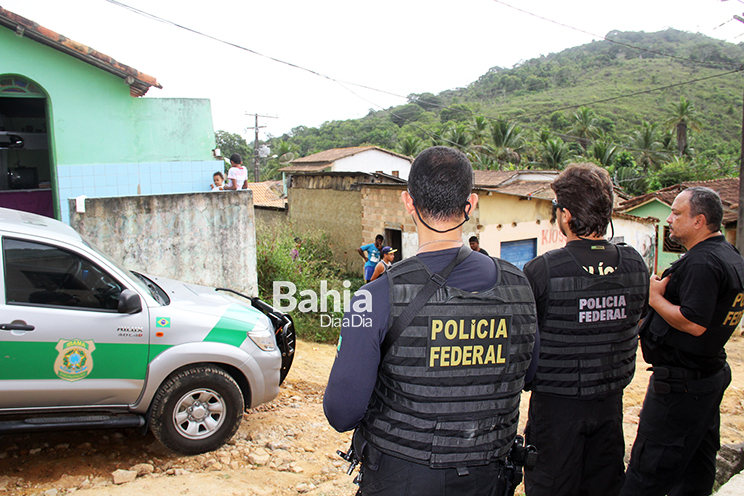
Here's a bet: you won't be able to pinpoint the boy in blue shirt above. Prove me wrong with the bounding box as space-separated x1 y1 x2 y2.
358 234 383 283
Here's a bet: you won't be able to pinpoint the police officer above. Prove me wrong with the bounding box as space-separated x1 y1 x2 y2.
522 163 649 496
620 187 744 496
323 146 537 495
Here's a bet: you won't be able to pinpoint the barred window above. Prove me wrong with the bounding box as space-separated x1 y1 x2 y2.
662 226 685 253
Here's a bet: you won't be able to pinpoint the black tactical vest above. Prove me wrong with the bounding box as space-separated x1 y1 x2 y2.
530 245 648 399
359 255 536 469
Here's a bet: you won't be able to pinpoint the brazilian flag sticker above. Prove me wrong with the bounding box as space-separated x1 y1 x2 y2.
156 317 171 328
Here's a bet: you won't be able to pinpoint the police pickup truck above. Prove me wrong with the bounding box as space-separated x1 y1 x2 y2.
0 208 295 454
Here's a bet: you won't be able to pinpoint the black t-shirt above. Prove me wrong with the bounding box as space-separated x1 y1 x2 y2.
642 235 743 372
523 239 620 319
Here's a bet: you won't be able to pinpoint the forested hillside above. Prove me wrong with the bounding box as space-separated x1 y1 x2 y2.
216 29 744 195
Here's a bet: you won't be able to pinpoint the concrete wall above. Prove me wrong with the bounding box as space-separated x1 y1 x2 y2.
288 187 362 273
335 150 412 179
254 206 287 227
69 191 258 296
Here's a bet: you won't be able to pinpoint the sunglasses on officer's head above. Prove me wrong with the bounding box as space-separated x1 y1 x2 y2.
552 199 566 211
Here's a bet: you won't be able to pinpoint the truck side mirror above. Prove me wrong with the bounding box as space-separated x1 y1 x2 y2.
118 289 142 314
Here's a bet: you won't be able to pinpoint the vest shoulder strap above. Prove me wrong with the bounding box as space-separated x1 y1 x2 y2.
381 245 472 358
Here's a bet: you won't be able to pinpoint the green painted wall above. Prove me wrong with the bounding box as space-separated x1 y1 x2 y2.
0 26 215 166
625 199 677 272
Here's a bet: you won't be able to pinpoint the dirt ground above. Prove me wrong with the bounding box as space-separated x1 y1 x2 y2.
2 335 744 496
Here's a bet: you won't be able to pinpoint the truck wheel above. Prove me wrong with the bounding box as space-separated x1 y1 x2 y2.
150 366 244 454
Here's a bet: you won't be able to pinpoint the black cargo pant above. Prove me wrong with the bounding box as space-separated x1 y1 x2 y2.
359 443 505 496
524 391 625 496
620 363 731 496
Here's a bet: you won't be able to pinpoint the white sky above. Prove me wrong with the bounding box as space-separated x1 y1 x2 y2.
3 0 744 141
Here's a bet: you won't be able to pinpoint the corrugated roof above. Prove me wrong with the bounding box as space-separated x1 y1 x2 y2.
0 7 161 97
620 178 740 211
280 146 412 172
243 180 286 208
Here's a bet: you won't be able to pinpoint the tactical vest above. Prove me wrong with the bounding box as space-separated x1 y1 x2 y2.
657 238 744 357
359 255 536 469
530 245 647 399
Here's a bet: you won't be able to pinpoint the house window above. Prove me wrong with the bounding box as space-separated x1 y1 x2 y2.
662 226 685 253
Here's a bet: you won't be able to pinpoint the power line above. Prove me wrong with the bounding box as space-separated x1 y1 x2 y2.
491 0 744 70
102 0 408 101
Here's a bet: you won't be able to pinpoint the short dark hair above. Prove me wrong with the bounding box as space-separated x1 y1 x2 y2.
408 146 473 221
552 163 614 237
375 234 384 242
213 171 224 179
685 186 723 232
230 153 242 164
469 236 479 243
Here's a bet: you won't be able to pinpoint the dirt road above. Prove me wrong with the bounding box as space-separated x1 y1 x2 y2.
1 336 743 496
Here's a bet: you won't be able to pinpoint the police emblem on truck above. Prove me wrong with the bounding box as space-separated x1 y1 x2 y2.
54 339 96 382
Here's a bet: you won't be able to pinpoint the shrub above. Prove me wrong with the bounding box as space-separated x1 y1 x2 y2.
255 224 364 343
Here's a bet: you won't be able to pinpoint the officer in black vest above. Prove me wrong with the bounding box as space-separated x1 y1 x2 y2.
620 187 744 496
324 146 537 495
522 163 649 496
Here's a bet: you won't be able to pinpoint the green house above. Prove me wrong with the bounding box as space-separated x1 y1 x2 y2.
619 178 739 273
0 8 221 222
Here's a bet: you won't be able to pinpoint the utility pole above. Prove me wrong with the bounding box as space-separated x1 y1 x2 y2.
734 15 744 252
245 113 278 183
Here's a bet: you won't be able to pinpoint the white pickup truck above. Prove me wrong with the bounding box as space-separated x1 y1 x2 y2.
0 207 295 454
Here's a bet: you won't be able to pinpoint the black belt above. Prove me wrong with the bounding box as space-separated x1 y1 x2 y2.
650 365 725 395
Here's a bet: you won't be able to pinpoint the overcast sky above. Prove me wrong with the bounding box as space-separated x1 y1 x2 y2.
3 0 744 140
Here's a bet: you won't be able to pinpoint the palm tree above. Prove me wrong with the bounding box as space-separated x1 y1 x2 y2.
589 140 618 169
397 136 425 158
538 138 571 170
664 97 702 157
469 116 490 145
487 120 526 169
569 106 600 152
444 123 472 151
627 122 668 172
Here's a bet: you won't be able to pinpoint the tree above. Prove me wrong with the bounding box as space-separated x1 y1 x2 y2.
440 104 473 124
390 104 423 127
627 122 668 172
488 120 526 168
664 97 702 157
569 106 600 152
396 136 426 158
469 116 490 145
589 140 618 169
537 138 572 169
443 123 472 151
215 130 251 169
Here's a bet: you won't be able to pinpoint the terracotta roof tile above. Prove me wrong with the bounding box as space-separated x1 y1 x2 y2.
243 181 286 208
0 7 161 97
620 178 740 210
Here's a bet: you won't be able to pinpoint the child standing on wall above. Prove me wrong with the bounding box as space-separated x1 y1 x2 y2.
224 153 248 190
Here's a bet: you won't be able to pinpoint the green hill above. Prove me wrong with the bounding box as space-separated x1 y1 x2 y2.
220 29 744 194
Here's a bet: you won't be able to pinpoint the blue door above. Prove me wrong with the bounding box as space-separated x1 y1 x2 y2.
500 239 537 270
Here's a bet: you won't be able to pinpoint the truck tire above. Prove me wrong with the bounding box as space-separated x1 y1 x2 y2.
149 365 244 454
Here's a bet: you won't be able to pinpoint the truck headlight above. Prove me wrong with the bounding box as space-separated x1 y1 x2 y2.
247 318 276 351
